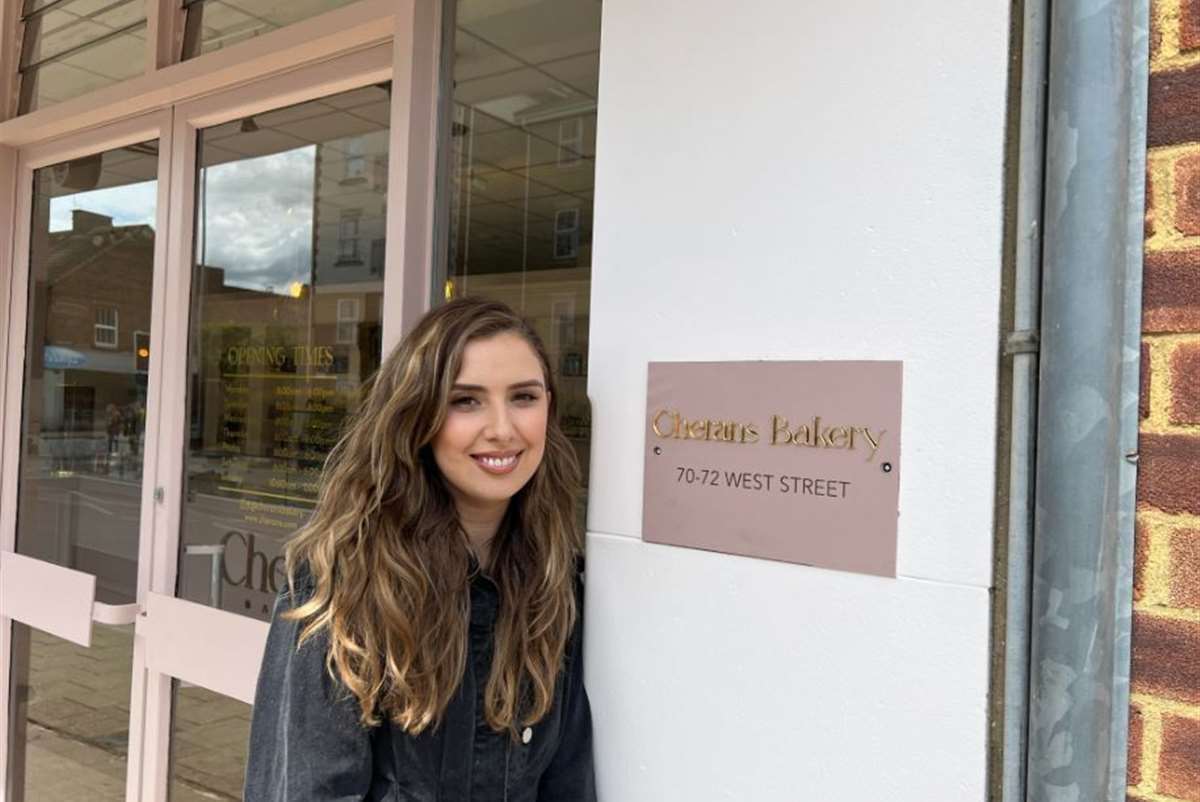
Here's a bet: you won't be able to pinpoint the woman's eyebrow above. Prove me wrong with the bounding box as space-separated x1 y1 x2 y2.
451 380 545 392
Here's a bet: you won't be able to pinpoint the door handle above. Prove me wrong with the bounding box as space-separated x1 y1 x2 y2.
92 601 140 625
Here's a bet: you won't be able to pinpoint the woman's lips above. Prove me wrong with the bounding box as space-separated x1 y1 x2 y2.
471 451 521 475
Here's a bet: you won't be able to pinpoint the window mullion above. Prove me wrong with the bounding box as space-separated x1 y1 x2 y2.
146 0 184 73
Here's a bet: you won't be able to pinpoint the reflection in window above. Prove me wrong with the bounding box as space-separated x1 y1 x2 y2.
94 305 119 347
18 0 148 114
182 0 360 59
336 298 360 344
553 208 580 260
437 0 601 518
170 81 391 802
557 117 584 168
338 213 361 263
7 141 159 802
179 83 390 621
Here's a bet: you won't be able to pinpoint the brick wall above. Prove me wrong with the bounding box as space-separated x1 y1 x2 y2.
1129 2 1200 800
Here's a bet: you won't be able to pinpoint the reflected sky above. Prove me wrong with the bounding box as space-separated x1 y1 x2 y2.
49 181 156 232
198 145 316 294
47 146 318 296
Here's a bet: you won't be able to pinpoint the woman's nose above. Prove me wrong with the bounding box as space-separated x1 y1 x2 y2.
483 404 515 440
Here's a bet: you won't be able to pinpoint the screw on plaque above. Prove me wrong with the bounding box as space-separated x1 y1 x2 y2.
653 446 662 455
881 462 892 473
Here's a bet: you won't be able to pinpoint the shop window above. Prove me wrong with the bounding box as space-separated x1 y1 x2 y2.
178 82 390 627
94 305 118 348
182 0 360 59
336 298 360 344
62 385 95 432
436 0 602 514
17 0 148 114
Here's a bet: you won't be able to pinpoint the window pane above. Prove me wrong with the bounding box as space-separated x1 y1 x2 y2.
437 1 602 517
169 683 252 801
5 141 158 802
19 22 147 114
168 82 390 800
22 0 144 67
182 0 360 59
18 0 147 114
180 83 389 615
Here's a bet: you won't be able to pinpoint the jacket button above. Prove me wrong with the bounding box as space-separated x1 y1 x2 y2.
522 727 533 744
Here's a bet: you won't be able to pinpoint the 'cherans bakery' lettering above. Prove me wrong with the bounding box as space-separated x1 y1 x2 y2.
651 408 886 462
652 409 760 444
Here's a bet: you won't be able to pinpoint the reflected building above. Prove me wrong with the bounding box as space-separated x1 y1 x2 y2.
36 210 154 461
21 207 156 602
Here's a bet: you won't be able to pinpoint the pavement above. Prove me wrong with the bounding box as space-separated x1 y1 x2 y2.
11 624 251 801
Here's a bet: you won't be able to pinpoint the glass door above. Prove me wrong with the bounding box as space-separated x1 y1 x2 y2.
170 81 391 801
1 15 438 802
0 113 172 802
133 44 401 802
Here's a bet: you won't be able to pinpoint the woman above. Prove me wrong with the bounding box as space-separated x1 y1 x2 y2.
244 298 595 801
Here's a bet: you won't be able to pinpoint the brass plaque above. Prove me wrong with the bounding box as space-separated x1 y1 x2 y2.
642 361 902 577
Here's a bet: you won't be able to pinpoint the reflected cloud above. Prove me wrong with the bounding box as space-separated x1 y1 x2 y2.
199 146 316 294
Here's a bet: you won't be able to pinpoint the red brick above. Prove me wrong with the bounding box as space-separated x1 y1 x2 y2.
1169 341 1200 424
1183 0 1200 52
1168 528 1200 609
1158 714 1200 799
1134 519 1150 603
1128 705 1145 787
1131 612 1200 704
1149 64 1200 147
1141 342 1151 421
1138 433 1200 515
1175 153 1200 236
1143 249 1200 333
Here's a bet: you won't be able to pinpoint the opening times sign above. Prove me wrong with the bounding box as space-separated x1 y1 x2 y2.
642 361 902 578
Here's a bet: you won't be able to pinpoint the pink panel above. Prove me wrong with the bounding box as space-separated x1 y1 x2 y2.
141 592 269 704
0 552 96 646
643 361 903 578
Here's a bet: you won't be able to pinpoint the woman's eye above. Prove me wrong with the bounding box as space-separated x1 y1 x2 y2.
513 392 540 403
451 396 479 408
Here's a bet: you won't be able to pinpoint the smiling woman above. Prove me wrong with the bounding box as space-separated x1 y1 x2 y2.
244 297 595 800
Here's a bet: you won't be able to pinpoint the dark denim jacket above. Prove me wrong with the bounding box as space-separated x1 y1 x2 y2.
243 566 596 801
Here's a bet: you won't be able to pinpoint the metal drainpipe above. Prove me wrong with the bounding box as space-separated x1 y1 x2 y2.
997 0 1049 798
1025 1 1148 801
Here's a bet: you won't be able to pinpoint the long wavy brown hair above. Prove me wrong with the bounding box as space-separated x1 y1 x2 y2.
284 298 583 736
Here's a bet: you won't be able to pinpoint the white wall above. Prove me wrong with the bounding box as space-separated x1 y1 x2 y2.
584 1 1009 799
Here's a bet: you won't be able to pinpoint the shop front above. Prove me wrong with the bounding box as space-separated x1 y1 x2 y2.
0 2 599 798
5 0 1165 800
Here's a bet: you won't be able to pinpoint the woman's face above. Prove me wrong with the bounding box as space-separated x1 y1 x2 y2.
432 332 550 514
